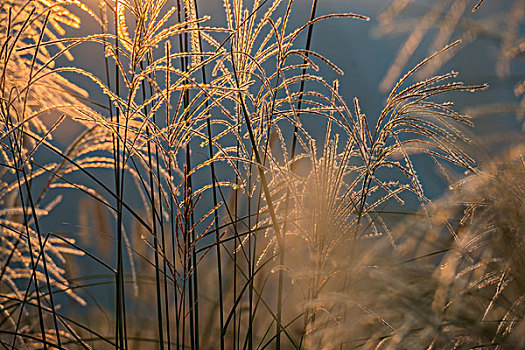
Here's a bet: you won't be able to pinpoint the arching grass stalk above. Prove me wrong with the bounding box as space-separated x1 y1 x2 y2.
279 1 319 348
4 12 61 349
228 36 287 349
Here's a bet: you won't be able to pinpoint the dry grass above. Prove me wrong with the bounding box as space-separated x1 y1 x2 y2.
2 0 524 349
352 146 525 349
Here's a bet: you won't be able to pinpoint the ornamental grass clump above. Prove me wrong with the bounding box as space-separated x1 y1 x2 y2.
1 0 514 349
358 146 525 348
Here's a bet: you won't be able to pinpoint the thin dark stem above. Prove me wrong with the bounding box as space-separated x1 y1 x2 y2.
280 1 319 348
192 0 225 347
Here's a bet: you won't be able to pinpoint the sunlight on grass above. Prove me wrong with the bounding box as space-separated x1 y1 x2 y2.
1 0 524 349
